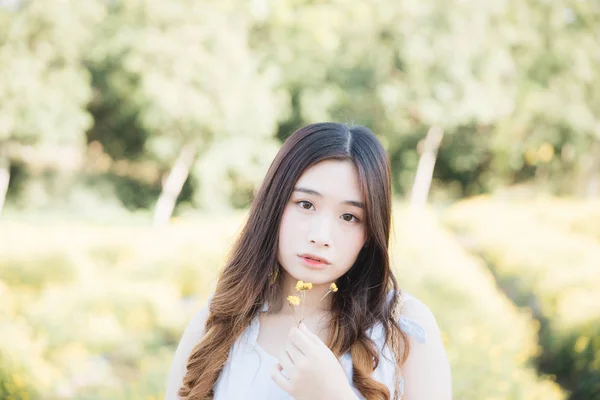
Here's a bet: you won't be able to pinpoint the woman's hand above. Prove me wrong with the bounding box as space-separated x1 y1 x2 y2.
270 322 357 400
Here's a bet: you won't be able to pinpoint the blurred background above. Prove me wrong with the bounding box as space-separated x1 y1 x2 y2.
0 0 599 399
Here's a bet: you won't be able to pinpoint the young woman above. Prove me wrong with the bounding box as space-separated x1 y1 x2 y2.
165 123 452 399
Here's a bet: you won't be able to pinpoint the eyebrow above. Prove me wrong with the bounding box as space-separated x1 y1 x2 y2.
293 187 365 209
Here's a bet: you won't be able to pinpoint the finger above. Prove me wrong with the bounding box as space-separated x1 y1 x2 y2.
270 363 293 393
278 348 295 378
299 322 325 346
288 326 315 354
285 340 305 364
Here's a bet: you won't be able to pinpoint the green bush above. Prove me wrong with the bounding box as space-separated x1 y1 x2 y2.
393 207 564 399
0 283 57 399
522 198 600 241
0 209 567 399
0 219 233 399
445 197 600 399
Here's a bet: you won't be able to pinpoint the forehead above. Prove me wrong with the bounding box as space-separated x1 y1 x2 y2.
295 159 364 201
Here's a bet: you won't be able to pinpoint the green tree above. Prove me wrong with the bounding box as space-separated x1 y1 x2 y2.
88 0 283 223
250 0 600 200
0 0 104 215
249 1 518 200
489 0 600 196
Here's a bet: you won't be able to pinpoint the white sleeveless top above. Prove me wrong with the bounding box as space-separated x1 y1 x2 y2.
212 290 426 400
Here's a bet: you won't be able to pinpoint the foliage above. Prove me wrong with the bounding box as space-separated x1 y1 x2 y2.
0 207 568 399
445 197 600 398
86 0 283 211
393 207 564 399
2 0 600 212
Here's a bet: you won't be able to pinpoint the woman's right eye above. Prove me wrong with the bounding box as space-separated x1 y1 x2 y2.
296 200 314 210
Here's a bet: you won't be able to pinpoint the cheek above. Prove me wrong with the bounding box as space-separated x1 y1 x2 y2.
334 227 366 263
278 206 303 252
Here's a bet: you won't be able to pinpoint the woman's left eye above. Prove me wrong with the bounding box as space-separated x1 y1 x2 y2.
341 213 359 223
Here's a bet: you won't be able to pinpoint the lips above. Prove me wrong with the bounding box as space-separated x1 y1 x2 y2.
298 253 331 265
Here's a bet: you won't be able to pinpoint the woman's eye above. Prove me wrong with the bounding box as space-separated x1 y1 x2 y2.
342 213 359 223
297 200 314 210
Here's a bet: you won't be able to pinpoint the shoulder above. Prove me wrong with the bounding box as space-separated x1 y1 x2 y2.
385 289 429 343
398 291 436 342
164 297 212 400
390 290 452 399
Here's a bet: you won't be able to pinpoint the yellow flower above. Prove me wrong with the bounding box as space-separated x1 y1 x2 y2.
330 283 338 292
295 280 313 291
287 295 301 306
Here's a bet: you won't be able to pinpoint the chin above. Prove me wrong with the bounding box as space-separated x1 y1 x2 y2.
295 270 333 284
284 266 315 280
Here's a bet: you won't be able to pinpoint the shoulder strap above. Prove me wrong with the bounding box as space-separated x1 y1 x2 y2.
393 289 427 343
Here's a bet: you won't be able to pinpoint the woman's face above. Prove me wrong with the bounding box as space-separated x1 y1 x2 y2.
277 159 367 285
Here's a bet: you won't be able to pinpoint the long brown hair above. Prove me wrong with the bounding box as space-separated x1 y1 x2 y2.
179 122 410 399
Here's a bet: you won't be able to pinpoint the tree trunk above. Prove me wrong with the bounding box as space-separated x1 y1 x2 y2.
153 143 197 227
583 141 600 198
573 141 600 198
410 126 445 207
0 150 10 218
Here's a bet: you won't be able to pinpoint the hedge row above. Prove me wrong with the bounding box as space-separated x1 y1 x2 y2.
444 197 600 399
392 207 564 399
0 208 565 399
0 217 238 399
516 198 600 242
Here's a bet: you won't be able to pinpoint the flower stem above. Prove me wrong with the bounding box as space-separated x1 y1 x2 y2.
301 290 306 325
319 290 331 302
288 302 298 324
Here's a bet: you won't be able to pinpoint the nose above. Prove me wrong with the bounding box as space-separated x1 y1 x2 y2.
307 214 332 247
